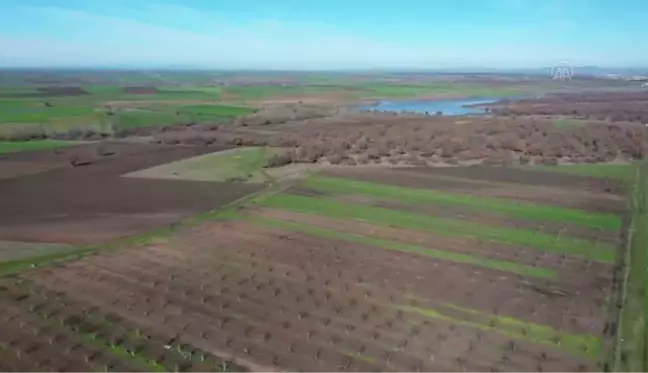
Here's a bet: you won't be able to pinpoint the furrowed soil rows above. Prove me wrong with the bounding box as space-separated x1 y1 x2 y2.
1 158 620 371
173 220 608 335
0 299 139 371
253 208 613 283
0 278 242 372
321 192 621 243
395 166 626 194
23 226 598 371
321 167 625 214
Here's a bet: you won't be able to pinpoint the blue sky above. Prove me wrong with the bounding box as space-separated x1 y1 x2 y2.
1 0 646 69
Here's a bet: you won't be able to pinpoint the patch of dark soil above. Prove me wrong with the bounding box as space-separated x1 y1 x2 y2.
37 86 89 96
121 86 160 94
0 143 258 244
334 193 619 243
285 186 330 198
397 166 626 194
321 167 626 214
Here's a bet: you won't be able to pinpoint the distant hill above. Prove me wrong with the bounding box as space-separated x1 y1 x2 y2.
381 66 648 78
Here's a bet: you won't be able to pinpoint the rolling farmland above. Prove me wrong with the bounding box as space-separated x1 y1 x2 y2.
0 163 634 371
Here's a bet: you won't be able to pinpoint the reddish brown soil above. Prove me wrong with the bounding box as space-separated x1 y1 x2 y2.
38 86 89 96
0 86 89 98
178 220 608 334
22 218 600 371
321 166 627 214
0 278 238 372
253 207 612 281
0 160 63 180
0 142 222 179
320 192 620 243
121 86 161 94
0 142 260 245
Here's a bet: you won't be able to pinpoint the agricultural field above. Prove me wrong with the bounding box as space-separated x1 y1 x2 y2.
0 140 78 155
0 80 521 142
124 147 296 184
0 142 262 248
1 69 648 372
3 69 614 140
0 92 254 139
0 161 639 371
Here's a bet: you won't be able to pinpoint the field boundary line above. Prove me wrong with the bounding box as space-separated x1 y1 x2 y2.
613 160 647 371
251 216 558 279
305 175 622 231
260 192 616 263
0 174 302 277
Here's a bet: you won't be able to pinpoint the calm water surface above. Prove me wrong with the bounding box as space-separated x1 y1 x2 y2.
359 97 502 116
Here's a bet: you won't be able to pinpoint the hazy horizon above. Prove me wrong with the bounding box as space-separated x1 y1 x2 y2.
1 0 647 69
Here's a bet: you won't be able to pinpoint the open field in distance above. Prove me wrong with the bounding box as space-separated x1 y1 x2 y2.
0 163 635 371
1 69 648 371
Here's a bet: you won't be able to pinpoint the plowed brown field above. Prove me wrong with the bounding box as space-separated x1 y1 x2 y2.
0 163 627 372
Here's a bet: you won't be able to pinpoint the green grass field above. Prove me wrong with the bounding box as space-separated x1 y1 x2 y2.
531 163 638 184
0 140 78 154
259 193 615 262
0 84 248 136
0 78 527 139
356 83 522 98
124 147 279 183
616 161 647 371
305 175 622 231
223 85 339 99
255 217 557 278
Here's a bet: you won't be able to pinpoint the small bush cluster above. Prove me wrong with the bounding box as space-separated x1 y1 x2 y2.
145 97 647 167
235 104 335 126
272 114 646 166
489 91 648 123
264 152 294 168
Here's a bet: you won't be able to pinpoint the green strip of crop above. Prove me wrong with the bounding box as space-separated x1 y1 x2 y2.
253 217 557 279
401 303 601 359
615 162 648 371
341 351 378 365
440 303 601 357
0 140 79 154
530 163 638 183
305 175 622 231
260 193 615 263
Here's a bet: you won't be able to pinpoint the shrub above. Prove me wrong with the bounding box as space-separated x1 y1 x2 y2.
264 152 293 168
327 154 343 165
341 157 358 166
356 154 370 164
539 157 559 165
2 127 47 141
